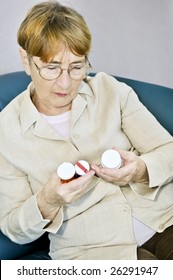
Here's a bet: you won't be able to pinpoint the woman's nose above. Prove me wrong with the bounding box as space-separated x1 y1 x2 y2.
55 70 72 89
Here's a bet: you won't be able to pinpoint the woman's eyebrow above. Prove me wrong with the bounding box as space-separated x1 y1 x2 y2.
47 61 61 65
49 59 85 65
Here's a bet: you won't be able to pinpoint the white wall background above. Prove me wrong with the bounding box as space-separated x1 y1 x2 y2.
0 0 173 87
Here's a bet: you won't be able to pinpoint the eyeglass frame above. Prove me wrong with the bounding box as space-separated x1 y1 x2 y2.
29 56 92 81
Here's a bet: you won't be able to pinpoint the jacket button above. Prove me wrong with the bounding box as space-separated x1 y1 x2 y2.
123 205 130 212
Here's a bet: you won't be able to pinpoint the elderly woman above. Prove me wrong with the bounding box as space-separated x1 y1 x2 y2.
1 1 173 260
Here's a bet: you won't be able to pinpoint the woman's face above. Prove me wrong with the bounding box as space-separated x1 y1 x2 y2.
29 48 85 115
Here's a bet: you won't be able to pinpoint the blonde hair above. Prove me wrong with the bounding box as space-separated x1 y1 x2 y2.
17 1 91 62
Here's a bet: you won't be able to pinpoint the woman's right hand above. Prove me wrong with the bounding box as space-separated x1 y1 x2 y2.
37 170 95 220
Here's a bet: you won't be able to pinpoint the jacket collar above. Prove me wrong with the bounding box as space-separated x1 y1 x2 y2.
20 81 93 139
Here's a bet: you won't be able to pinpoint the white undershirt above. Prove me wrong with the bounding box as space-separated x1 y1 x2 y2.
41 111 71 140
132 218 155 246
41 111 156 246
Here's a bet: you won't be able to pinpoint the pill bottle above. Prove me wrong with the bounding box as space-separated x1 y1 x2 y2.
75 160 90 176
57 162 76 183
101 149 122 169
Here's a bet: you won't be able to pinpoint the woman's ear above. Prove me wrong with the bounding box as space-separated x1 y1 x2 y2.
19 47 31 76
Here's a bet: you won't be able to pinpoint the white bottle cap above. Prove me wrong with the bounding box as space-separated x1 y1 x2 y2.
75 160 90 176
57 162 75 180
101 149 122 169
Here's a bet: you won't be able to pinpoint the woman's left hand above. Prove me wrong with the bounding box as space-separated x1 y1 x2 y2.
91 149 149 186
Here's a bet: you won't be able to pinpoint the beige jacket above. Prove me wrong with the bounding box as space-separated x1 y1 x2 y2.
1 72 173 260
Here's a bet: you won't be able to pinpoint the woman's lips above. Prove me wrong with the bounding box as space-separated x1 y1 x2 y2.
55 92 68 97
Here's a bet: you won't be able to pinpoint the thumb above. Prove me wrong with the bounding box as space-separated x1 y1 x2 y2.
112 147 130 161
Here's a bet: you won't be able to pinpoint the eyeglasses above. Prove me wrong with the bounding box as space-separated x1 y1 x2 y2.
30 57 92 81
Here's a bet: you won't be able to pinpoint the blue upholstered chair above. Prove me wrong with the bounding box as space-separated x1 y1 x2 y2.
0 71 173 259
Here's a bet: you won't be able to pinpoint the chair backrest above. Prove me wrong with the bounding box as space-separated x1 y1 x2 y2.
1 71 173 135
0 71 31 111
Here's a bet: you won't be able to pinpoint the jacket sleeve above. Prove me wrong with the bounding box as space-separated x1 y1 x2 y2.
0 154 63 244
120 84 173 199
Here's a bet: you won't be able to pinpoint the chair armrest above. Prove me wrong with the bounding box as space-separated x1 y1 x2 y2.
0 230 50 260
